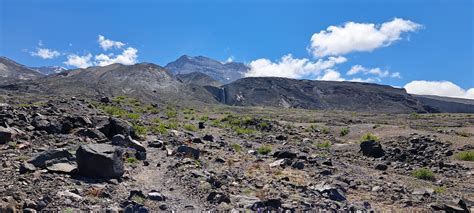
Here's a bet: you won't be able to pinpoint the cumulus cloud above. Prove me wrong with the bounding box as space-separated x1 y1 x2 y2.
347 65 400 78
404 80 474 100
94 47 138 66
64 54 93 68
310 18 422 57
30 48 61 59
98 35 125 50
63 35 138 68
316 69 345 81
245 54 346 79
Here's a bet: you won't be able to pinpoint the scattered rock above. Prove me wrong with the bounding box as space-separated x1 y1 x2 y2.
176 145 200 159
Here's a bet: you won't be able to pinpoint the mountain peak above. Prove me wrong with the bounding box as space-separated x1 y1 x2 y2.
165 55 249 83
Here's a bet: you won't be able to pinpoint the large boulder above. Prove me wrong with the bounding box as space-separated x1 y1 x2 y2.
360 140 385 158
0 127 15 144
76 144 124 179
97 117 137 139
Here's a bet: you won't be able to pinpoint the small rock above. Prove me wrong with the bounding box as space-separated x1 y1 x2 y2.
76 144 124 179
374 163 388 171
360 140 385 158
148 191 165 201
203 134 214 142
176 145 200 159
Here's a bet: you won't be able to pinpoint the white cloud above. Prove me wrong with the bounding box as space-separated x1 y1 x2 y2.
404 80 474 100
98 35 125 51
310 18 422 57
30 48 61 59
245 54 346 78
317 69 345 81
347 65 400 78
64 54 93 68
94 47 138 66
349 77 376 83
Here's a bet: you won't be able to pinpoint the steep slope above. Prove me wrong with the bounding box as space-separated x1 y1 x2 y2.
205 77 433 113
176 72 222 87
30 66 67 75
413 95 474 113
165 55 248 83
0 57 44 83
18 63 217 104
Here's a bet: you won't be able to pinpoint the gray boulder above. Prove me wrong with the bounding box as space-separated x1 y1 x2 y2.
0 127 16 144
360 140 385 158
76 144 124 179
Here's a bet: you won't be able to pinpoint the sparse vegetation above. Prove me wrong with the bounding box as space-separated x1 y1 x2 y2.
126 157 138 164
360 132 379 142
256 145 272 155
412 168 435 180
455 151 474 161
409 112 421 119
230 143 242 152
183 123 197 132
434 186 446 194
340 127 350 136
166 110 178 118
316 140 331 149
132 125 148 136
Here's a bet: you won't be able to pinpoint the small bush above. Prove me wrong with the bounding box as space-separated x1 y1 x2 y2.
200 115 209 122
456 151 474 161
151 123 168 135
256 145 272 155
360 132 379 142
102 105 127 117
320 126 330 134
412 168 435 180
133 125 148 136
340 127 350 136
434 186 446 194
230 143 242 152
409 112 421 119
234 127 255 135
126 157 138 164
127 113 141 120
316 140 331 149
183 123 197 132
166 110 177 118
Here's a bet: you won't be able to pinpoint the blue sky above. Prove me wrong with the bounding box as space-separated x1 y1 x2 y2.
1 0 473 98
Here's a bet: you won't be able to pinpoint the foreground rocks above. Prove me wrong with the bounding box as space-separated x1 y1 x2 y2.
0 97 472 212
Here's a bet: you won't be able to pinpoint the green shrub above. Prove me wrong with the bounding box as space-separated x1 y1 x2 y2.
112 96 127 103
340 127 350 136
133 125 148 136
166 110 177 118
258 122 269 130
412 168 435 180
230 143 242 152
126 157 138 164
151 123 168 134
234 127 255 135
316 140 331 149
434 186 446 194
200 115 209 122
456 151 474 161
320 126 330 134
183 123 197 132
360 132 379 142
166 121 178 130
256 145 272 155
101 105 127 117
409 112 421 119
127 113 141 120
